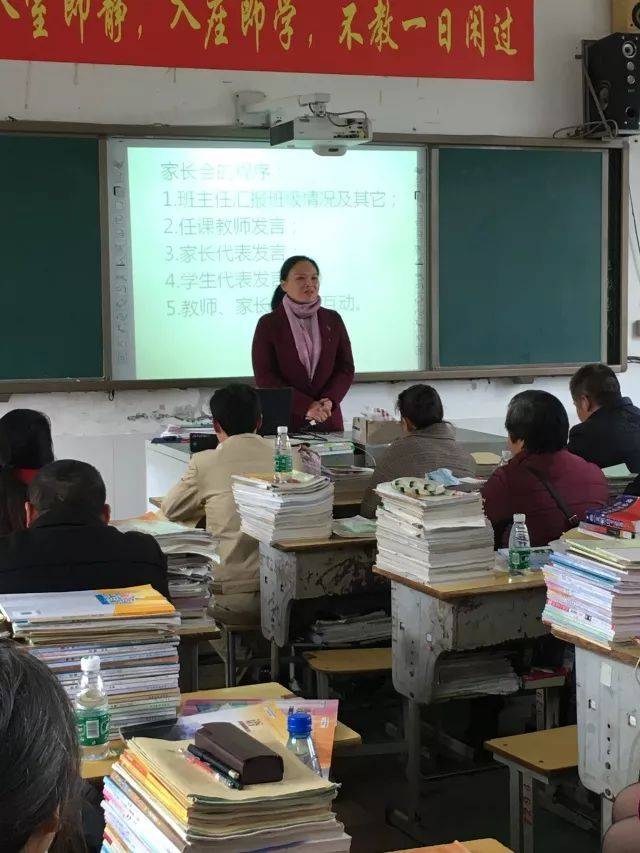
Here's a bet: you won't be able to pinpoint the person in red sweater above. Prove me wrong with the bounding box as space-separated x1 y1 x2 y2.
251 256 355 433
482 390 609 547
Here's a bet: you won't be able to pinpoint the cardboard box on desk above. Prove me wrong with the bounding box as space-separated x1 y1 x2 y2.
352 417 403 446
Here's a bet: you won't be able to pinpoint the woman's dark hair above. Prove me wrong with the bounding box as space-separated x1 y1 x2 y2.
271 255 320 310
570 363 622 409
505 390 569 454
0 409 54 535
397 384 444 429
0 640 82 852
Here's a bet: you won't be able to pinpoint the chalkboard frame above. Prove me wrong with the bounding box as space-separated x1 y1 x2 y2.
0 122 628 391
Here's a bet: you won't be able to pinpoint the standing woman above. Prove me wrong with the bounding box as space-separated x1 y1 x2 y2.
252 256 355 432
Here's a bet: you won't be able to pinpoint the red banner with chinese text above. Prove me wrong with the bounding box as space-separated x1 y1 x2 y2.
0 1 533 82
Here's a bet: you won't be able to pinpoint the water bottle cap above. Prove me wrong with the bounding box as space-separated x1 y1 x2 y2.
277 426 288 434
513 513 526 523
287 711 312 736
81 655 101 673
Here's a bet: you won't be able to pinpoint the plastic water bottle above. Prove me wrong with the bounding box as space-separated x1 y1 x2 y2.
75 655 110 761
508 514 531 575
286 711 321 775
274 426 293 484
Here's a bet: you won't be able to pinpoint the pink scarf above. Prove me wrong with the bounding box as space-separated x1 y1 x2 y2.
282 295 322 381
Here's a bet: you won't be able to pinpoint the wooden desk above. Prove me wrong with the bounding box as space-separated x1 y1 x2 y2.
82 682 361 780
551 625 640 834
390 842 512 853
378 565 547 842
259 537 385 680
374 567 545 601
373 566 547 705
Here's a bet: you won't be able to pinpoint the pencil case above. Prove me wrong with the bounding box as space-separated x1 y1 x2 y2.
194 722 284 785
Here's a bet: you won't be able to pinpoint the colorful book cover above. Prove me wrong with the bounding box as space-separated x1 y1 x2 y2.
585 496 640 533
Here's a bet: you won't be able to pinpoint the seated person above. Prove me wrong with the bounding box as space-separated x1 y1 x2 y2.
482 390 609 547
0 408 54 535
0 460 169 597
568 363 640 473
603 783 640 853
162 383 299 626
0 639 83 853
361 384 475 518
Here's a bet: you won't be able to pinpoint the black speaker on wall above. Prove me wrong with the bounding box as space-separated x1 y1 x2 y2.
584 33 640 134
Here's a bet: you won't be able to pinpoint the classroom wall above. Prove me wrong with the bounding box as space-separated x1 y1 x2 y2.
1 0 638 516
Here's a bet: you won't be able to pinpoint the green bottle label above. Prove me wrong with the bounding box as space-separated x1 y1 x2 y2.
274 454 293 473
76 709 110 746
509 548 530 572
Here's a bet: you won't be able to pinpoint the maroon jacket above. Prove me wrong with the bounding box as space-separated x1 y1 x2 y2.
482 449 609 547
252 304 355 432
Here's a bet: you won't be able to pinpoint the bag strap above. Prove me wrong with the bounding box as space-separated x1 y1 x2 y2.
525 466 579 528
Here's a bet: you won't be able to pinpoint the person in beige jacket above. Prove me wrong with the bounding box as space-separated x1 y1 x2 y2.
162 384 297 626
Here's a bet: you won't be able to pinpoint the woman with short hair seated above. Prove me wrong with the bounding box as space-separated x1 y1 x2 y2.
603 784 640 853
482 390 609 547
361 384 475 518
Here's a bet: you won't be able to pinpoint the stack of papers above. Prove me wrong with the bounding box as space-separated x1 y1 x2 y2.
0 586 181 736
542 536 640 644
307 611 391 646
374 482 494 584
434 652 519 700
116 517 219 619
101 735 350 852
321 466 373 504
232 473 334 544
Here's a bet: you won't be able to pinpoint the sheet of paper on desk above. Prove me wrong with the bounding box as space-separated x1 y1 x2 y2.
332 516 377 538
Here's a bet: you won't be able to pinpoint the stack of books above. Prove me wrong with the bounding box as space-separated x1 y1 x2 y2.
374 481 495 584
307 611 391 646
116 517 219 619
0 585 181 736
232 472 334 544
101 735 351 852
542 536 640 644
434 652 519 700
577 495 640 540
321 466 373 505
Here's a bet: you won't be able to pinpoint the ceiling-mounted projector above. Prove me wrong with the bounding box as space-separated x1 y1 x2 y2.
235 91 372 156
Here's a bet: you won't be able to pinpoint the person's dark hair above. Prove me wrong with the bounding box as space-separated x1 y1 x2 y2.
210 384 262 437
28 459 107 517
505 390 569 454
270 255 320 310
0 640 82 852
570 363 622 409
397 384 444 430
0 409 54 535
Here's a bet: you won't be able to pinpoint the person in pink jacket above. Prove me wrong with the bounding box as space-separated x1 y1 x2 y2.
252 256 355 433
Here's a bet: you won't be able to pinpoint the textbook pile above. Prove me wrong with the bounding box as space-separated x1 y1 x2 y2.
0 585 181 737
116 517 219 619
542 534 640 644
374 480 494 584
101 735 351 852
578 494 640 540
232 473 334 544
321 466 373 505
307 611 391 646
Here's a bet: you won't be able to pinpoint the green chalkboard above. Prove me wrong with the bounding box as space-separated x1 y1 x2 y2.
436 147 605 368
0 135 103 380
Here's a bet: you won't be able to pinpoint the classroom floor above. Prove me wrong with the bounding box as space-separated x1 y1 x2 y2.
332 753 600 853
